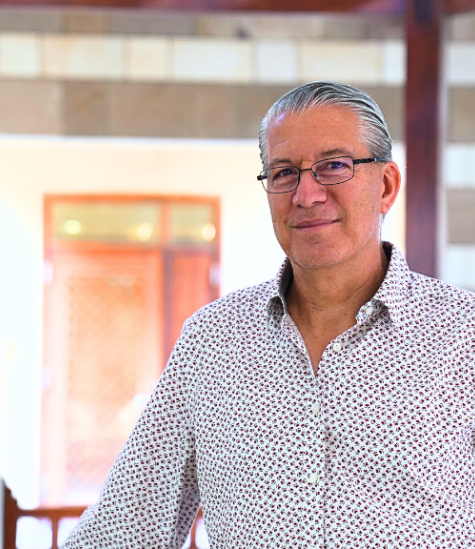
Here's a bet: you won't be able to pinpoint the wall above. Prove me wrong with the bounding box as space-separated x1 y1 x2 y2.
0 5 472 509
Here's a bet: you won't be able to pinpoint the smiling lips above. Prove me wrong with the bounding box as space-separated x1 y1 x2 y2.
293 219 337 230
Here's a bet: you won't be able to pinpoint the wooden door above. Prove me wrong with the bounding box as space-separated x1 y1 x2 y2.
42 195 220 507
42 250 163 505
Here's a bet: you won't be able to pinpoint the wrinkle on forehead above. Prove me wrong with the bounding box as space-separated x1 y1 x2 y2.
266 106 367 164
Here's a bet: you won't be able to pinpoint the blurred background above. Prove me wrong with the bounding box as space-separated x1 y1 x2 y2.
0 2 474 547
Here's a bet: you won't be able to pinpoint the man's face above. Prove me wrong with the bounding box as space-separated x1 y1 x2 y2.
266 105 400 271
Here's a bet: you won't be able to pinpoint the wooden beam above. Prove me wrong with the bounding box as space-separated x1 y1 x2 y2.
446 0 475 14
405 0 445 278
0 0 404 13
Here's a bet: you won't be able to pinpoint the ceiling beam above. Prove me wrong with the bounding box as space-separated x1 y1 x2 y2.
0 0 405 13
446 0 475 13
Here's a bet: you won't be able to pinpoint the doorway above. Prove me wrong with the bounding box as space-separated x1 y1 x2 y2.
41 195 219 506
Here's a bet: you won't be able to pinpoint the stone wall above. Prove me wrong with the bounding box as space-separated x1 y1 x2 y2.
0 7 474 285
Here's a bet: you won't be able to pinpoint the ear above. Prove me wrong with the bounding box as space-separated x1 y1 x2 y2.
380 161 401 216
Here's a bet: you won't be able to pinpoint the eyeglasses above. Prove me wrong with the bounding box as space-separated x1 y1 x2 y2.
257 156 388 194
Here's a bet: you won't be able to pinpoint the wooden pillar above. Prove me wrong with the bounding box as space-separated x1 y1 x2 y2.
405 0 446 277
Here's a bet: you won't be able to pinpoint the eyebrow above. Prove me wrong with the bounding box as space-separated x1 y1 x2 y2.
267 148 354 169
267 158 293 168
318 148 352 158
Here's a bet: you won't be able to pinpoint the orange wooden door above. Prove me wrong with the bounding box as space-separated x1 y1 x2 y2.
163 249 218 360
42 250 163 506
42 195 220 508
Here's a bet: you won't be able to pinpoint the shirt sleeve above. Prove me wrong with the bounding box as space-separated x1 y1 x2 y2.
61 318 201 549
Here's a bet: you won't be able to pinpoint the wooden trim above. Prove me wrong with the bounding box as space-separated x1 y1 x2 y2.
44 194 221 254
0 0 404 13
405 0 445 277
446 0 475 14
2 481 203 549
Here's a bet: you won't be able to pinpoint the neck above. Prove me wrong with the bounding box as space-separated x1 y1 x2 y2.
287 243 389 322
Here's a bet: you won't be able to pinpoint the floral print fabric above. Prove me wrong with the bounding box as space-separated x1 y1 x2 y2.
63 243 475 549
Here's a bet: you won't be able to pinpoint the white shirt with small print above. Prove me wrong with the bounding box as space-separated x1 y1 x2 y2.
63 243 475 549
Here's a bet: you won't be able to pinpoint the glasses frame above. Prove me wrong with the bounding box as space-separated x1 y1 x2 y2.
257 156 388 194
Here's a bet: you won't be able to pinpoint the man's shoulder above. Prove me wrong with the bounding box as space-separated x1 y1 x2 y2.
181 278 276 334
410 270 475 320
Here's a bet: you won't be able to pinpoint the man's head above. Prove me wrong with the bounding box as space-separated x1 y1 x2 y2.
259 81 392 169
259 81 401 273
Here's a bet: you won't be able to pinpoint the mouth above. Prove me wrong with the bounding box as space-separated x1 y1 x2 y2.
293 219 338 231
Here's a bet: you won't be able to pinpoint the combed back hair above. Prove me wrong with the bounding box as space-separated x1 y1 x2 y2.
259 81 392 168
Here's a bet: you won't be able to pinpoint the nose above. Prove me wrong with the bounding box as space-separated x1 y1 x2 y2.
292 169 328 208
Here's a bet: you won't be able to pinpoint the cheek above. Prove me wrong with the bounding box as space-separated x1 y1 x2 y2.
340 184 381 229
268 197 288 226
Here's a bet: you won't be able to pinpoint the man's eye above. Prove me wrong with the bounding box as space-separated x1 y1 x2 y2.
274 168 295 178
328 161 345 170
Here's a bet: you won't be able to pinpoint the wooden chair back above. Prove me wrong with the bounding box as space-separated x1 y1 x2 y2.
2 481 203 549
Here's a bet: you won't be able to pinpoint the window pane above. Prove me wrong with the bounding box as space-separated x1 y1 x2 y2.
58 518 81 546
53 202 161 244
170 204 215 244
16 517 52 549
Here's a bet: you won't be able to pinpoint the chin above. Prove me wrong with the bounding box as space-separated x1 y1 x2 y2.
290 245 348 271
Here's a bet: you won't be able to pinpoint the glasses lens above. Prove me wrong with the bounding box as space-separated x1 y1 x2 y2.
263 166 300 193
313 156 354 185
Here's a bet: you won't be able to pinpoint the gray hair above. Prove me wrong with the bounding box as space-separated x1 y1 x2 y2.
259 81 392 168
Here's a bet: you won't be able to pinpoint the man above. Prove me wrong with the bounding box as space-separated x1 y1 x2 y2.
63 82 475 548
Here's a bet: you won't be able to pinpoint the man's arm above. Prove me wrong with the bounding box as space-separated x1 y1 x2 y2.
61 323 201 549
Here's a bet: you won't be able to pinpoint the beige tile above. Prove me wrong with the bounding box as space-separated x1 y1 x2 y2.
110 11 195 36
0 80 62 133
196 14 324 40
445 144 475 188
43 34 124 80
172 38 253 83
196 84 290 139
256 40 298 84
301 41 384 85
109 83 198 137
448 43 475 85
364 16 403 40
322 17 370 40
124 37 171 81
381 41 405 85
63 82 109 135
447 190 475 244
63 10 111 33
449 89 475 142
194 84 289 139
0 33 42 78
443 245 475 290
360 86 404 142
0 8 63 32
322 16 403 41
234 84 293 139
448 13 475 41
194 84 241 138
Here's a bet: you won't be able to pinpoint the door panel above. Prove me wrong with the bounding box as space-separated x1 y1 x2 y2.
164 250 218 360
42 250 163 505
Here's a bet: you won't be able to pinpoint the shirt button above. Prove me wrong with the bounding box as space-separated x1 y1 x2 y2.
312 403 321 415
365 305 374 316
308 473 319 484
332 342 342 353
309 546 317 549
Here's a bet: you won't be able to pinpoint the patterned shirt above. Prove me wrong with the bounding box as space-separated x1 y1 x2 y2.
63 243 475 549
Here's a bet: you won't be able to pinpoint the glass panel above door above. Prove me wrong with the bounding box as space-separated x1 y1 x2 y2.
53 202 161 244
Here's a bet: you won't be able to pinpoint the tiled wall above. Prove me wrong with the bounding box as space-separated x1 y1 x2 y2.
0 7 474 287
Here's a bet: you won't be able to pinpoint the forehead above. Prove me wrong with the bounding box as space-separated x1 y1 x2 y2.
266 105 365 163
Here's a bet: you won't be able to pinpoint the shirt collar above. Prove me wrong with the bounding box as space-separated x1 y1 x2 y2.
266 242 411 329
372 242 411 329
